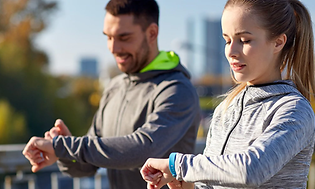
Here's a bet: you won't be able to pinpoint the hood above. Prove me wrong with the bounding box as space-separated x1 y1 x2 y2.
126 51 191 82
243 80 306 105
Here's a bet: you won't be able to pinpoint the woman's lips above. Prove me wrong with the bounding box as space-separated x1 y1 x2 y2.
231 63 246 72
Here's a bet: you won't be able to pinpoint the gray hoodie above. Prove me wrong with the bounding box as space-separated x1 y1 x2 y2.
174 80 315 188
52 51 201 189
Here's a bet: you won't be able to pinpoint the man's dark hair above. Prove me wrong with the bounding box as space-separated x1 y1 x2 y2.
105 0 159 30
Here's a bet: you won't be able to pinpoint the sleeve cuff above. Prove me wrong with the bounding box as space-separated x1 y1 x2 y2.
52 136 58 149
169 152 177 177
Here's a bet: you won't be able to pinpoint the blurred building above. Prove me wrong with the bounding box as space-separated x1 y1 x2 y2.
184 17 233 138
185 17 232 94
79 57 99 78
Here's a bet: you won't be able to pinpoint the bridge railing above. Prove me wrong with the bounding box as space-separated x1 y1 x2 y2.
1 142 315 189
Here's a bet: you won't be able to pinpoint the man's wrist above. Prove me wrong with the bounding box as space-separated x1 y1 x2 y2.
52 136 58 149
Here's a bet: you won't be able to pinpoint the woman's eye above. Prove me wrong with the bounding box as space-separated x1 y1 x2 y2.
241 40 251 44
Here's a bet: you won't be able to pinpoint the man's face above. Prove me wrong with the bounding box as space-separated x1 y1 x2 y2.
103 13 150 74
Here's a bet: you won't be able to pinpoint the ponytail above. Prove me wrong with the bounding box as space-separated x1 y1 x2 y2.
284 0 315 101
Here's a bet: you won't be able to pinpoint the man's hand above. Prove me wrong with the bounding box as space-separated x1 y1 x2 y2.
22 137 58 173
45 119 72 140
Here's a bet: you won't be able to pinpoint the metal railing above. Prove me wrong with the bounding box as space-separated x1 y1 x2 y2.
1 143 315 189
3 169 109 189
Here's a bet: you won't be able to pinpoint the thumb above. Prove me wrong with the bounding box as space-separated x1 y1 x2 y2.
49 127 60 138
31 157 55 173
54 119 72 136
31 162 47 173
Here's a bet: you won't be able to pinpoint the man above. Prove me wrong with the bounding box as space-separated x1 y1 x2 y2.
23 0 201 188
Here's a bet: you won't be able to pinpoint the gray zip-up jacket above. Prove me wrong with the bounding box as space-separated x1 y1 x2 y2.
52 54 201 189
173 80 315 188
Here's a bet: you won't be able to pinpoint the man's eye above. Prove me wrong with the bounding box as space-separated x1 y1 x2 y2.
121 37 130 41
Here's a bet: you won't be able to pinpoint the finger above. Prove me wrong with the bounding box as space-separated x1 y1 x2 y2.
31 162 47 173
147 183 155 189
147 172 162 185
168 180 182 189
23 140 42 158
31 153 55 173
24 148 41 158
24 151 43 162
28 156 45 165
22 137 37 156
181 182 194 189
141 162 159 180
142 170 162 186
55 119 72 136
152 171 162 180
146 177 161 186
49 127 60 138
153 184 163 189
154 176 173 189
44 131 52 140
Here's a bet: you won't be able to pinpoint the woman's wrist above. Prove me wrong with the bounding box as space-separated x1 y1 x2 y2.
169 152 177 177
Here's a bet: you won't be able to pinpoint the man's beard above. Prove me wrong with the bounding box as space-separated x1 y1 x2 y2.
131 37 150 73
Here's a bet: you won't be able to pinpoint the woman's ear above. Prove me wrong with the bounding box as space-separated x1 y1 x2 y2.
274 33 287 54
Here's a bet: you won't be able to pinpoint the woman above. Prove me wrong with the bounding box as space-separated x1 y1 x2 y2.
140 0 315 188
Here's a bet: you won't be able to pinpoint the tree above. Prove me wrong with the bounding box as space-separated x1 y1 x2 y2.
0 99 28 143
0 0 58 143
0 0 57 71
0 0 106 143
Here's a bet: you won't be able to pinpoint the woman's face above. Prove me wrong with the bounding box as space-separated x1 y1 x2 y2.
221 6 282 85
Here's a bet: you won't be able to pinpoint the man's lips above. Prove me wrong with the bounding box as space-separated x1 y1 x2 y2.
115 54 130 64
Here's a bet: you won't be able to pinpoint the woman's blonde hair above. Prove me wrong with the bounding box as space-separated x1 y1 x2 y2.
223 0 315 107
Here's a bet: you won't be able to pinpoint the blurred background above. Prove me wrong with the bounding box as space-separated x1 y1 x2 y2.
0 0 315 188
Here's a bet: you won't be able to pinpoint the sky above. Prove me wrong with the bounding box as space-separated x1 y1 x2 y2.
35 0 315 76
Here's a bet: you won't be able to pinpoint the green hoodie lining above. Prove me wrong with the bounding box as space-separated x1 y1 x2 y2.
140 51 179 73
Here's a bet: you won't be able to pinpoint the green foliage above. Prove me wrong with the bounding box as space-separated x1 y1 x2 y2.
0 0 57 71
0 63 61 141
199 96 223 110
52 77 101 136
0 0 102 143
0 99 28 143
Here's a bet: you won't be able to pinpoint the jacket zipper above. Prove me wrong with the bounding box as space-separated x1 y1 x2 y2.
220 88 247 155
115 77 131 136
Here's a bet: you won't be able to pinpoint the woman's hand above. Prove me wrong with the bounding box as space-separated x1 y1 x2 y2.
167 180 194 189
141 158 175 189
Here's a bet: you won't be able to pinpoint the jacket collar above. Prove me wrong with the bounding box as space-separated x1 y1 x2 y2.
123 51 191 82
243 80 301 105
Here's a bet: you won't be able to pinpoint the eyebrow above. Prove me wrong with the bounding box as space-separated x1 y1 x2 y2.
222 31 252 37
103 31 133 37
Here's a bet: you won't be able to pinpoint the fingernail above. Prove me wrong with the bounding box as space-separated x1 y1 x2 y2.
144 176 152 181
